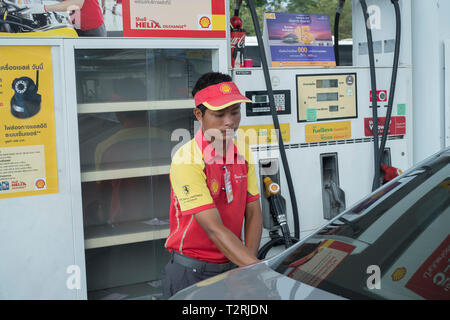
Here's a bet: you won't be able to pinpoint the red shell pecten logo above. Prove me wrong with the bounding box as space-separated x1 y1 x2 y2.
220 84 232 94
199 16 211 29
35 179 46 189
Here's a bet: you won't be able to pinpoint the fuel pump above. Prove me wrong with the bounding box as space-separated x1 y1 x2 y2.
237 0 411 258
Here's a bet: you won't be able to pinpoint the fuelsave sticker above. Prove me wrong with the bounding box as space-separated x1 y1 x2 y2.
405 235 450 299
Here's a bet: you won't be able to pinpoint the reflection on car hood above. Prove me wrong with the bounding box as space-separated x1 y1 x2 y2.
170 261 345 300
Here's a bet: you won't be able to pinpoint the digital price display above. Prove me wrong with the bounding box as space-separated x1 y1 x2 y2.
317 92 339 102
297 73 357 122
253 95 269 104
245 90 291 117
316 79 338 88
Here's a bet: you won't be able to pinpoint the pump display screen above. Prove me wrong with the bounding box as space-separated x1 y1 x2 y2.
253 95 269 104
329 105 339 112
297 73 358 122
317 92 338 102
245 90 291 117
316 79 338 88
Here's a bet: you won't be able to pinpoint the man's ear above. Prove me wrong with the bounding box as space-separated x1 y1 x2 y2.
193 108 203 122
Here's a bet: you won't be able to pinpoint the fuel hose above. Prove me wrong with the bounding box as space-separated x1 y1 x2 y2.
376 0 401 177
245 0 300 243
334 0 346 66
360 0 381 191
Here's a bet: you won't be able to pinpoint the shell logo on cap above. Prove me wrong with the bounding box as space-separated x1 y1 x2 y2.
220 84 232 94
391 267 407 282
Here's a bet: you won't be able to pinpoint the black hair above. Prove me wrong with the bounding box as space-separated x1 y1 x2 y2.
192 72 232 116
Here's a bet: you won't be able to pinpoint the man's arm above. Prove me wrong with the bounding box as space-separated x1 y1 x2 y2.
45 0 85 12
244 200 262 257
194 208 260 267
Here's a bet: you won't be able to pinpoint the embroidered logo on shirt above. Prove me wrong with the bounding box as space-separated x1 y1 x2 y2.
210 179 220 195
182 185 190 196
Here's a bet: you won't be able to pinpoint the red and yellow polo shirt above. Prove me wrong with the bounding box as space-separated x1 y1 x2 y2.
164 129 260 263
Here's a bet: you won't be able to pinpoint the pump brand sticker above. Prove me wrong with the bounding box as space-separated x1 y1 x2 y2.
0 46 58 199
364 116 406 137
405 235 450 299
305 121 351 143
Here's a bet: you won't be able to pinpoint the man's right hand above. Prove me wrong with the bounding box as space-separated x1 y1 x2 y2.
194 208 260 267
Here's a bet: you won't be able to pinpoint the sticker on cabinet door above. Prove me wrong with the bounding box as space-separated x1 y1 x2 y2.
0 46 58 199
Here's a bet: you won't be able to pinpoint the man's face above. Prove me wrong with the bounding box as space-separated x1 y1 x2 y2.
194 103 241 142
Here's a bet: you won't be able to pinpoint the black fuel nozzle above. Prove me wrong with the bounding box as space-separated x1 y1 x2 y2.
337 0 346 13
263 177 292 248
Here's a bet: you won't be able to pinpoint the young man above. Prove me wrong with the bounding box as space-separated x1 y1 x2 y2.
163 72 262 299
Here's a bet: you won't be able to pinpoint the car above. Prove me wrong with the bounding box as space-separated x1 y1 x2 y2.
171 147 450 300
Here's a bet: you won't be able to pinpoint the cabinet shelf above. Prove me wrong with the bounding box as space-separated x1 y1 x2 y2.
81 165 170 182
77 99 194 114
84 220 170 250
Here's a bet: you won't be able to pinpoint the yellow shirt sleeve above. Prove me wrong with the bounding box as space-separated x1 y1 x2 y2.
170 142 215 215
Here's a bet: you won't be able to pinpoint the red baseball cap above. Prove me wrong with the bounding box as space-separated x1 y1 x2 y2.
194 81 251 111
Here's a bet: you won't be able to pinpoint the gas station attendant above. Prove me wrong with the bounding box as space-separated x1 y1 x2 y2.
163 72 263 299
23 0 106 37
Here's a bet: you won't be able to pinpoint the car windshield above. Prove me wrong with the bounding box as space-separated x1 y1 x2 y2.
270 150 450 299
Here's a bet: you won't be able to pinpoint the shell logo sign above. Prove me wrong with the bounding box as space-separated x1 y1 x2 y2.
35 178 46 190
199 16 211 29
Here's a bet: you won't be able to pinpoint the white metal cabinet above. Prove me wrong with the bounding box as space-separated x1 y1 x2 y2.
64 38 227 299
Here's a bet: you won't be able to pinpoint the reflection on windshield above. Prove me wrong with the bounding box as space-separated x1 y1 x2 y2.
272 152 450 300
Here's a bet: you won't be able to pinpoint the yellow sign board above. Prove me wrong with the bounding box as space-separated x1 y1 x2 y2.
0 46 58 199
305 121 351 143
238 123 290 145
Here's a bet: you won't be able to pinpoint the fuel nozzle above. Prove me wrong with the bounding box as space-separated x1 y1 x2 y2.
264 177 280 197
263 177 291 248
337 0 346 13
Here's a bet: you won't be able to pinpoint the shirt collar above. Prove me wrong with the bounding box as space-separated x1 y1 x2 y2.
194 128 239 164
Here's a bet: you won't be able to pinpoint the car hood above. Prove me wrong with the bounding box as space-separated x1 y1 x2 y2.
170 261 345 300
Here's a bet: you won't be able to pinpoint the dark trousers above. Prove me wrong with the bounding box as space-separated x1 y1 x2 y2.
162 252 235 299
76 23 107 37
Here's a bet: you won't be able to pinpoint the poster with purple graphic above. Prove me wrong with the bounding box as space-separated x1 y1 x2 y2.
264 12 336 67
